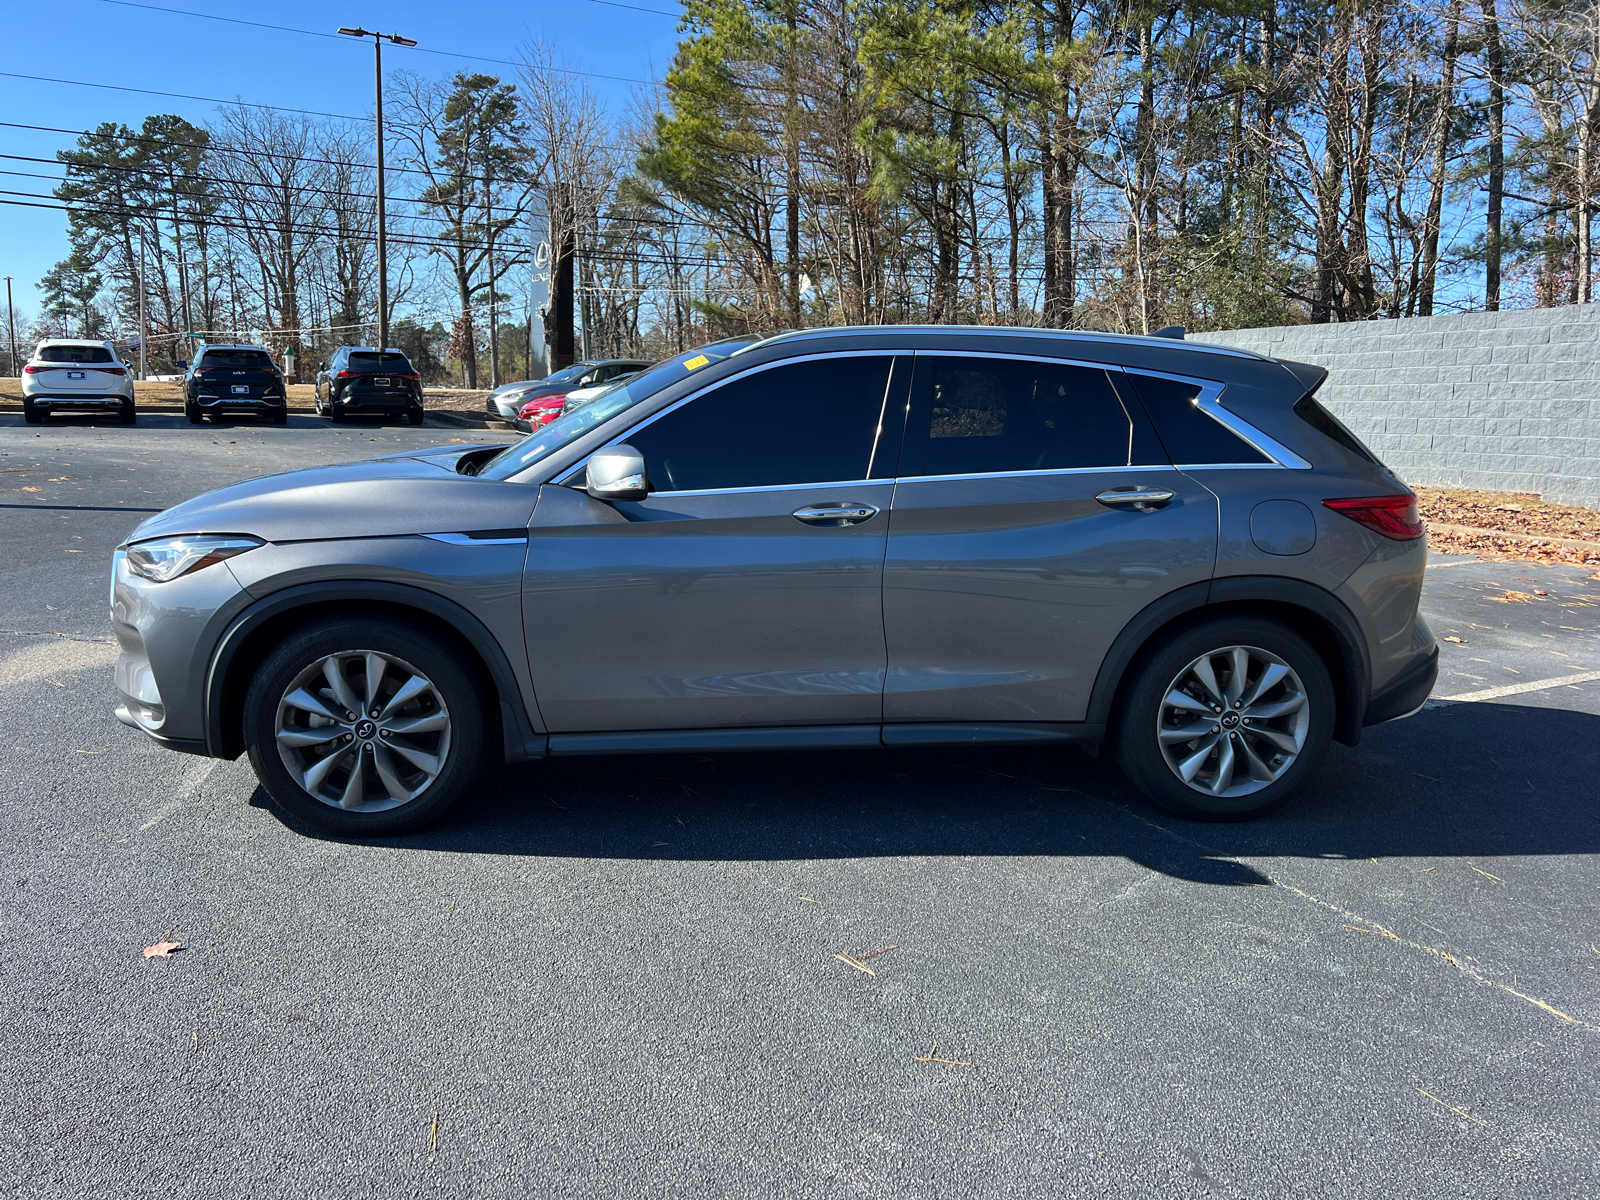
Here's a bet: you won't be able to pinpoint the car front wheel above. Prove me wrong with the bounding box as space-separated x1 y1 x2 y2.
1114 616 1334 821
243 618 488 835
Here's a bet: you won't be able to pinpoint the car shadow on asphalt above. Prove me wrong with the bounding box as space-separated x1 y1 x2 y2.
252 699 1600 884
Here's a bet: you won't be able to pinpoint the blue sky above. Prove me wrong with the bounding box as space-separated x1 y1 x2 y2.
0 0 682 322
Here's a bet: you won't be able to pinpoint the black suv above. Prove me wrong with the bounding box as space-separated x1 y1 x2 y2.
183 345 288 424
314 348 424 425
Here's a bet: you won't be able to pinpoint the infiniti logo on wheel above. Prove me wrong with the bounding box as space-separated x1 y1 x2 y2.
354 719 376 740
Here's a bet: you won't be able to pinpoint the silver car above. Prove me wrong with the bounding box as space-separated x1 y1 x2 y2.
111 327 1438 834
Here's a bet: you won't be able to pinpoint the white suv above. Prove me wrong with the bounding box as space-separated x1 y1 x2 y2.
22 339 136 424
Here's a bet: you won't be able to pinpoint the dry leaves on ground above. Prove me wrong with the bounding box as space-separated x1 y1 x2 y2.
1418 487 1600 566
143 940 182 958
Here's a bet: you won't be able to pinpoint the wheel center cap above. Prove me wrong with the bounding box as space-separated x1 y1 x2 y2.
1220 712 1241 729
354 719 376 740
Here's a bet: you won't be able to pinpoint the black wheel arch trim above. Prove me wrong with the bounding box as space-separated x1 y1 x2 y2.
204 580 543 764
1086 575 1374 747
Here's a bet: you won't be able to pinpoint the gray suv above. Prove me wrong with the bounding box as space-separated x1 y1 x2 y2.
110 327 1438 835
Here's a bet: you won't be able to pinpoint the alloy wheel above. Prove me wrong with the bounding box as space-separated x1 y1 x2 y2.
274 649 452 813
1156 644 1310 799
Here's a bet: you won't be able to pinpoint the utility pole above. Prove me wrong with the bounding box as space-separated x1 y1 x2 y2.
4 276 15 376
337 24 417 353
137 230 147 380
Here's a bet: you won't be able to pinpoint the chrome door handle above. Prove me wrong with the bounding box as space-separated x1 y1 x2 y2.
793 503 880 526
1095 486 1175 512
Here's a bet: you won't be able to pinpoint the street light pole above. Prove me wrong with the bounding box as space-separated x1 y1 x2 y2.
137 230 147 381
337 25 417 354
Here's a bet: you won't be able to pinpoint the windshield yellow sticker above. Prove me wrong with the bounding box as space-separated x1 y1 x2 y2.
682 354 710 371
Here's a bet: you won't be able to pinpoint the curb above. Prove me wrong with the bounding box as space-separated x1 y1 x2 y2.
1428 522 1600 555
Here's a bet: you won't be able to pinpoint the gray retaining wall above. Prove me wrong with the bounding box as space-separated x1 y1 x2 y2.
1189 307 1600 509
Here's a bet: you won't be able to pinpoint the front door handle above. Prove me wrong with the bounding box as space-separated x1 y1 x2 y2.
1095 486 1176 512
793 503 880 527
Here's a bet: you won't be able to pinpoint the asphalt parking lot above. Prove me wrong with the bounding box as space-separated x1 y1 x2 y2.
3 413 1598 1199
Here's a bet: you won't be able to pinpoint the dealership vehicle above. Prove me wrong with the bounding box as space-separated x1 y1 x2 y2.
21 339 136 424
183 344 288 424
111 326 1437 835
512 372 642 432
314 347 424 425
485 358 651 423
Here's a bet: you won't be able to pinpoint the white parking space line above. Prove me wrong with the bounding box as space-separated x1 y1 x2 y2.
1436 668 1600 703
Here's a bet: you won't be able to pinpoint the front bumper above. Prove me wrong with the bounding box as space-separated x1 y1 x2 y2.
111 549 252 749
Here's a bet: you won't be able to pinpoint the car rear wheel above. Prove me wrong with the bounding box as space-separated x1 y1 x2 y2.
22 399 42 424
271 409 288 425
243 618 488 835
407 409 425 426
1113 616 1334 821
120 401 136 425
186 404 203 425
329 402 346 424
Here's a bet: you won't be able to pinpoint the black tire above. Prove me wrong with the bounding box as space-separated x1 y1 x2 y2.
120 401 137 425
22 399 42 425
407 409 425 426
244 618 488 836
271 408 288 425
1113 615 1334 822
329 402 345 425
186 404 204 425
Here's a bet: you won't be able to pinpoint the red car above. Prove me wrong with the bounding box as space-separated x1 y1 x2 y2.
514 393 568 431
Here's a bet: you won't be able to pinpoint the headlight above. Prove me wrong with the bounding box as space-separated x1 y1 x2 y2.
123 535 263 583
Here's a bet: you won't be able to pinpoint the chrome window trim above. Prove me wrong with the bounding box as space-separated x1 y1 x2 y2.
556 349 905 489
1122 367 1311 470
895 464 1175 486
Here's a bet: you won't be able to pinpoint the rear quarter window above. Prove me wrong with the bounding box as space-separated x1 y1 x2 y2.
1123 372 1270 465
1293 394 1377 462
39 345 113 364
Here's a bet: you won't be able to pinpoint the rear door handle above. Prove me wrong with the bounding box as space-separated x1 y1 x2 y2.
1095 486 1176 512
793 503 880 526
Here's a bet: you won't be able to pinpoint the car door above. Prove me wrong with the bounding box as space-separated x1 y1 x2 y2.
881 352 1218 728
521 351 909 733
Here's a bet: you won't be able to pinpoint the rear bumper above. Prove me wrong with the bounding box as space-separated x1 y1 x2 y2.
194 393 286 412
1363 645 1439 726
28 394 131 408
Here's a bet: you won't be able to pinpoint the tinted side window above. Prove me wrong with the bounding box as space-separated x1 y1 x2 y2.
349 352 412 371
914 357 1136 475
628 356 896 492
1294 394 1376 462
1125 373 1270 465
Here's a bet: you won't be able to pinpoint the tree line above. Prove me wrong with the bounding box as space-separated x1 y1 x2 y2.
25 0 1600 384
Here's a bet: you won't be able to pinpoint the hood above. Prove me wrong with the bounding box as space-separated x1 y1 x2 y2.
125 449 538 545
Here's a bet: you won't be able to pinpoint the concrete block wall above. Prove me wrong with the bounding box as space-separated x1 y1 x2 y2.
1189 307 1600 509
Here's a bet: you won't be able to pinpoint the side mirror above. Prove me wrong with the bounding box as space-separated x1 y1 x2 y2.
585 444 650 502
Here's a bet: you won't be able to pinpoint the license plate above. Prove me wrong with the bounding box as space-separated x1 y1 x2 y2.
373 378 390 387
232 385 249 394
68 371 86 380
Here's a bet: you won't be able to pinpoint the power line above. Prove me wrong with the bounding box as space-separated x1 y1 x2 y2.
96 0 658 86
0 71 364 122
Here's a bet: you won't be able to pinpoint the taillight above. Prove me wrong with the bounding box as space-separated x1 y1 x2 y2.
192 369 208 378
336 370 356 378
23 364 43 373
103 366 127 376
1322 494 1424 541
398 372 420 380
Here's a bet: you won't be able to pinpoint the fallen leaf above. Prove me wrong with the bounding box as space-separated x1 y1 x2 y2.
21 486 40 493
143 940 182 958
1494 591 1534 603
48 476 72 482
1443 636 1466 644
1534 590 1548 596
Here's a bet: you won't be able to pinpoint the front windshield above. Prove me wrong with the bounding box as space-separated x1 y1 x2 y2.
476 336 769 481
